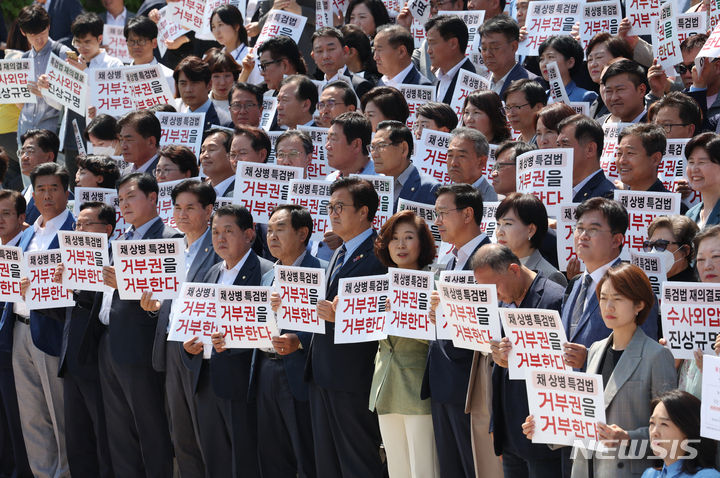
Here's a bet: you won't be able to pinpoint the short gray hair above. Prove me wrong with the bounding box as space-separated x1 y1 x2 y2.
450 126 489 158
276 129 313 155
470 243 520 273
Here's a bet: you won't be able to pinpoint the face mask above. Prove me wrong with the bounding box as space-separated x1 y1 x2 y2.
649 248 676 274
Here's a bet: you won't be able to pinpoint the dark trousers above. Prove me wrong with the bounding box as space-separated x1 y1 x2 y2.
0 355 31 478
308 382 383 478
165 342 204 478
430 401 474 478
98 331 173 478
256 355 315 478
63 372 114 478
501 448 562 478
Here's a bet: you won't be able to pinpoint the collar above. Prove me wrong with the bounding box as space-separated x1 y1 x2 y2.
187 226 210 253
437 58 466 81
342 228 374 261
34 209 69 235
229 43 248 61
185 98 212 114
396 163 415 189
586 256 620 286
292 251 307 266
223 248 252 275
572 169 604 196
127 216 161 239
381 62 414 86
133 153 158 173
107 7 127 22
630 108 647 124
456 233 488 270
212 174 235 194
31 39 53 57
491 63 515 90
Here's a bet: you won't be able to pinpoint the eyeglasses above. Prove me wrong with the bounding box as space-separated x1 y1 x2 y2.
73 221 108 230
573 226 612 237
657 123 688 134
327 202 354 215
259 59 281 72
504 103 530 113
317 99 338 110
230 102 258 112
368 142 399 154
434 208 461 220
17 147 37 157
154 167 180 177
126 39 149 47
492 161 515 172
674 62 694 75
643 239 680 252
276 150 303 160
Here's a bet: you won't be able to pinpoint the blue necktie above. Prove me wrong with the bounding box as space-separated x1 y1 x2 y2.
328 245 346 285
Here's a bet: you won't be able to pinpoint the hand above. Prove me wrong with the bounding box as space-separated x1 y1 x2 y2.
332 9 343 26
692 60 707 89
140 291 161 312
715 334 720 355
270 291 282 313
522 415 536 440
323 231 343 250
385 297 391 312
148 8 160 22
102 266 117 289
211 331 227 353
396 7 413 30
429 290 440 325
272 0 291 9
518 25 528 43
37 74 50 90
317 298 336 323
618 18 639 49
673 179 693 200
67 56 87 71
490 337 511 368
27 81 42 97
20 277 30 299
566 258 581 280
245 22 260 37
695 348 704 372
87 106 97 120
647 59 669 97
241 52 255 75
570 21 580 42
597 423 629 446
272 333 300 355
165 35 189 50
563 342 587 369
183 336 203 355
53 263 64 284
548 218 557 230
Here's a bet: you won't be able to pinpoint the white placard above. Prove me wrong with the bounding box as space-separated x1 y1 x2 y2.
90 68 133 117
43 53 88 116
397 198 444 262
413 129 452 185
626 0 660 36
557 203 585 273
217 285 278 349
287 179 332 242
614 190 681 259
297 125 337 179
274 265 326 333
580 1 622 50
168 282 218 345
156 177 202 229
102 25 131 64
599 122 631 181
112 238 186 300
259 96 277 132
653 2 683 76
122 64 174 110
350 174 393 232
156 112 205 158
630 250 667 301
233 162 304 224
25 250 75 310
547 61 570 104
335 274 389 343
398 85 435 130
157 6 191 58
449 69 491 118
387 268 435 340
59 231 109 292
73 187 126 240
661 282 720 359
0 246 25 303
0 59 35 104
701 354 720 440
677 13 706 44
437 282 501 352
520 2 582 55
407 0 431 23
516 148 574 218
254 10 308 50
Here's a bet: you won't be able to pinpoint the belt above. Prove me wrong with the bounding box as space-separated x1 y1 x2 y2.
15 315 30 325
262 351 282 361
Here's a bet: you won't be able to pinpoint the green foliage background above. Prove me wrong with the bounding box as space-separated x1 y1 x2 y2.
2 0 145 29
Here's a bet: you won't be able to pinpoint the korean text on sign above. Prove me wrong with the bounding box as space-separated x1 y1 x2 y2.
614 190 680 259
122 64 174 111
217 285 278 349
168 282 218 345
233 162 304 224
90 68 133 117
25 250 75 310
73 187 126 240
350 174 394 231
157 112 205 158
437 282 501 353
520 2 581 55
0 246 24 303
0 59 35 104
661 282 720 359
335 274 389 344
274 265 326 334
287 179 332 242
59 231 109 292
413 129 452 185
556 203 585 273
387 268 435 340
516 148 574 218
112 238 186 300
43 53 88 116
297 125 337 179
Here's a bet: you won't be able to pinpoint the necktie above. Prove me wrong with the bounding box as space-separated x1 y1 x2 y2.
125 227 136 241
447 246 459 271
328 245 346 285
570 274 593 337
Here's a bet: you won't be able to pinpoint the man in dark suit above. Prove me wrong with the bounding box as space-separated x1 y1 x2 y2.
174 56 222 132
40 0 83 46
424 183 489 478
476 244 564 478
370 120 439 211
250 205 325 478
200 129 236 198
49 201 115 478
117 110 161 176
95 172 181 477
374 25 432 87
311 27 373 100
556 115 616 203
306 177 387 477
426 15 476 105
184 205 272 478
447 127 498 202
276 75 318 130
316 81 358 129
480 15 541 98
99 0 136 25
17 129 60 225
0 163 74 477
142 180 220 478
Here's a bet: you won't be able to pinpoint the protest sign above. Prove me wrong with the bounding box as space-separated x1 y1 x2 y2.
661 282 720 359
0 59 35 104
122 64 174 110
387 268 435 340
259 96 278 132
407 0 431 23
287 179 332 242
0 247 24 303
659 139 700 206
437 282 501 352
332 0 350 16
677 13 706 44
156 112 205 157
173 0 204 31
520 2 581 55
73 187 126 240
526 370 606 448
614 190 681 259
216 285 277 349
335 274 389 344
516 148 574 217
297 125 337 179
398 85 435 130
547 61 570 104
479 144 498 182
112 238 186 300
413 129 452 184
701 355 720 440
381 0 401 16
580 0 621 50
168 282 218 345
274 265 326 333
25 250 75 310
599 122 631 181
481 201 499 240
351 174 393 231
557 203 585 273
630 250 667 300
500 308 568 380
102 25 131 63
233 162 304 224
411 19 426 49
449 70 491 118
157 6 191 57
254 10 307 50
43 53 88 115
316 0 332 28
653 2 683 76
627 0 660 36
397 199 444 261
59 231 109 292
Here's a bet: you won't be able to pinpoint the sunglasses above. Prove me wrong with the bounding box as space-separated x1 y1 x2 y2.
642 239 680 252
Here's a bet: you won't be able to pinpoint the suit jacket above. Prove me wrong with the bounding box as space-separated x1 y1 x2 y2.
219 179 235 198
100 218 183 366
421 235 491 404
572 327 676 478
439 58 476 105
378 64 433 87
686 199 720 230
523 249 567 287
304 231 387 394
573 169 616 203
248 253 327 402
23 188 75 225
488 274 564 458
151 229 219 372
122 155 160 177
100 9 137 26
187 252 273 400
499 62 538 98
47 0 83 47
203 103 222 132
136 0 166 17
343 67 373 100
395 166 440 212
0 212 75 356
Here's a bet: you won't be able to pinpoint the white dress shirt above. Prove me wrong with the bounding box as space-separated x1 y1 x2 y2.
436 58 466 103
380 63 414 88
106 8 128 26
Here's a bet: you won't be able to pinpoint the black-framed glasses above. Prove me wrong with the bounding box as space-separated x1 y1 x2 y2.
643 239 680 252
229 102 258 112
73 221 108 230
503 103 529 113
259 59 281 72
327 202 354 215
674 62 694 75
657 123 689 134
492 161 515 172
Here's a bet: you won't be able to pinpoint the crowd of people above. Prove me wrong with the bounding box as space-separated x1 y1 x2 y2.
2 0 720 477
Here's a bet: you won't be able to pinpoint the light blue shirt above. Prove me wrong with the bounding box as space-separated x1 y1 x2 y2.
339 228 374 267
641 461 720 478
185 227 210 275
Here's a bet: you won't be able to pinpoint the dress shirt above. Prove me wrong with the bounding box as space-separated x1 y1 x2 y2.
88 50 124 69
436 58 467 103
576 256 619 310
490 67 513 96
394 163 415 202
106 8 127 26
454 233 488 271
2 231 24 247
325 159 375 181
219 249 252 285
185 227 210 275
131 153 159 174
212 175 235 199
380 62 414 88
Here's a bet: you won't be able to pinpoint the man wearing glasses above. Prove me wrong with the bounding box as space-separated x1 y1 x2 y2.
123 16 176 95
257 36 307 93
274 130 313 175
228 82 264 129
316 81 357 128
17 129 60 224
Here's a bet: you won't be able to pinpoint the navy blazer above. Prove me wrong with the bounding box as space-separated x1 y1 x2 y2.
152 229 220 372
394 166 441 212
439 58 476 105
203 103 221 132
24 188 75 225
47 0 83 46
573 169 616 203
421 235 491 404
304 231 387 394
249 253 327 402
187 252 273 400
0 212 75 357
498 62 539 98
378 64 433 87
343 67 373 100
491 274 564 458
